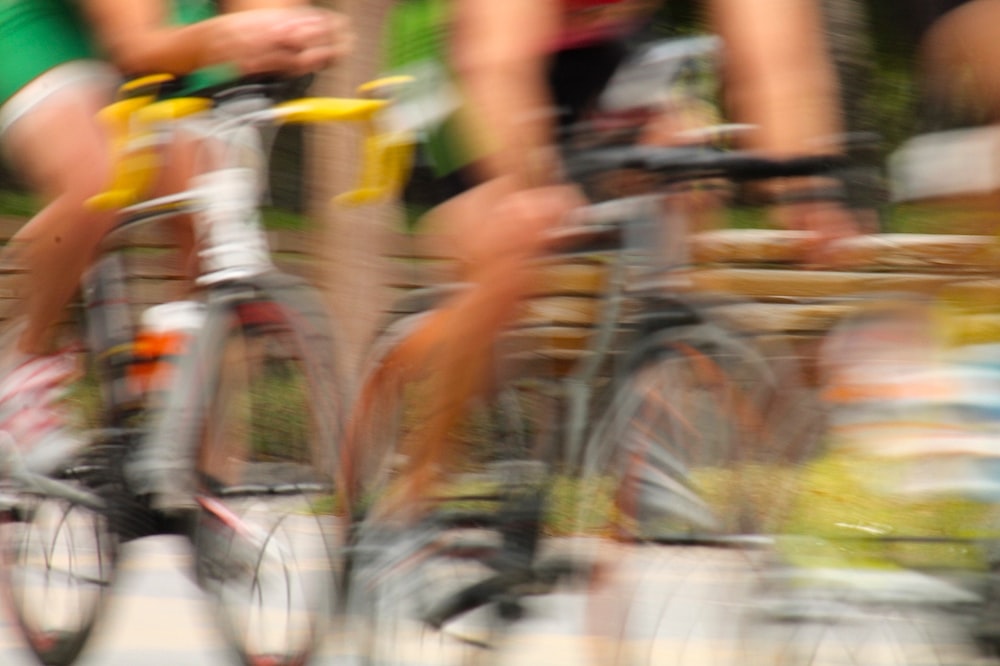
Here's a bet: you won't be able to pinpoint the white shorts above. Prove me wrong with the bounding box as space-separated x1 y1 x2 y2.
0 60 119 139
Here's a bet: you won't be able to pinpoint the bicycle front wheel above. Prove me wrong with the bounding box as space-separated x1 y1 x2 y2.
0 476 116 666
580 322 821 541
575 322 826 665
180 276 342 666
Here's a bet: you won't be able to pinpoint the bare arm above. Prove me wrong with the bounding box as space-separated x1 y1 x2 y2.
708 0 843 157
451 0 563 188
82 0 350 77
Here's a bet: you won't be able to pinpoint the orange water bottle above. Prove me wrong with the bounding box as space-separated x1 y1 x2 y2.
129 301 205 406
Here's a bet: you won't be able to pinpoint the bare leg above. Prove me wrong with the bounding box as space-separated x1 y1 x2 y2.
383 180 582 514
3 83 115 356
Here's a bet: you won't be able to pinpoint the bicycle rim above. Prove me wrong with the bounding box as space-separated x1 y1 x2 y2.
0 489 116 666
345 312 567 666
580 323 820 541
350 523 500 666
191 282 341 666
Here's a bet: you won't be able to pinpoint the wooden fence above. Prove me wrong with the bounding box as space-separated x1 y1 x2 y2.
382 226 1000 383
4 210 1000 384
0 215 319 326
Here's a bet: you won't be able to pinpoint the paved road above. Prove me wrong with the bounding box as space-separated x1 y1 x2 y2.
1 534 983 666
0 535 774 666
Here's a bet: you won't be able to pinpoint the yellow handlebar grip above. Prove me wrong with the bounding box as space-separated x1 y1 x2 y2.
272 98 388 124
356 75 416 97
333 128 416 207
98 96 155 138
86 142 161 211
88 95 186 212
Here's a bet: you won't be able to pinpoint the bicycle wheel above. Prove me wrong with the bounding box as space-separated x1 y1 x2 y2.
350 519 504 666
580 321 821 542
344 310 564 666
0 468 117 666
573 320 828 665
178 275 341 666
746 564 987 666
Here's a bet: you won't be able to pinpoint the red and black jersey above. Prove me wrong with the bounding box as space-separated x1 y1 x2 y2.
556 0 655 49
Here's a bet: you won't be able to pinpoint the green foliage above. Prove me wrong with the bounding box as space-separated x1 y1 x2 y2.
260 206 309 231
776 449 997 572
0 189 41 218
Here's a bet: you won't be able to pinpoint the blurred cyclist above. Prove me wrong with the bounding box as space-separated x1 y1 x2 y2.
0 0 351 474
357 0 858 516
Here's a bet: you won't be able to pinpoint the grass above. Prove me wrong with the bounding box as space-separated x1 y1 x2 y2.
763 449 1000 573
0 189 40 218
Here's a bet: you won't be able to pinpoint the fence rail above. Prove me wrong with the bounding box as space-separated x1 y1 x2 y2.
384 227 1000 383
0 215 319 326
3 212 999 383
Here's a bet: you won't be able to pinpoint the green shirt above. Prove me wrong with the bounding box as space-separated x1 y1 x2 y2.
383 0 473 177
0 0 233 107
0 0 101 105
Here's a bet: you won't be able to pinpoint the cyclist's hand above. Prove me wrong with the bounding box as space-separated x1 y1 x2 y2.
473 182 589 264
207 8 353 76
276 8 354 74
772 200 860 268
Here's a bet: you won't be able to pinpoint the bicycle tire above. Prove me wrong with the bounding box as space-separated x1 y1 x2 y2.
573 320 829 665
0 465 117 666
350 521 502 666
580 321 821 542
344 308 566 666
154 273 342 666
0 251 136 666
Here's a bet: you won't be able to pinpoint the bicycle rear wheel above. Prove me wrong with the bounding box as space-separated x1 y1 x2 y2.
0 467 117 666
180 276 341 666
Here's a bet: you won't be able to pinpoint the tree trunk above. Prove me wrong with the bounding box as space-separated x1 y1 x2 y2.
309 0 398 383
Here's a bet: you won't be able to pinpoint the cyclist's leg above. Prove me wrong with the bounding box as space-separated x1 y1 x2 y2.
0 63 118 473
366 179 581 517
149 130 200 289
2 65 118 357
921 0 1000 126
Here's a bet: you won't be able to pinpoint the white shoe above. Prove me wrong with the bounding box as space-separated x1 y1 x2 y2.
0 352 86 476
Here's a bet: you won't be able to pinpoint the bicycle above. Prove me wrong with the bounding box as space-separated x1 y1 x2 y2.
0 73 409 666
341 140 845 665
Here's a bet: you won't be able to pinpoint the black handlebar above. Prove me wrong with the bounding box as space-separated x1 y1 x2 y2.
565 145 848 184
120 73 314 104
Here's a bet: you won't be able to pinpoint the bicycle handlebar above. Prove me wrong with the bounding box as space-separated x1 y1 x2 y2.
565 145 848 184
87 75 415 212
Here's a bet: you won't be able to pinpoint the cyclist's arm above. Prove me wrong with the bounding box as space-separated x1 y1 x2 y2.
708 0 842 159
81 0 350 77
450 0 563 189
710 0 856 256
